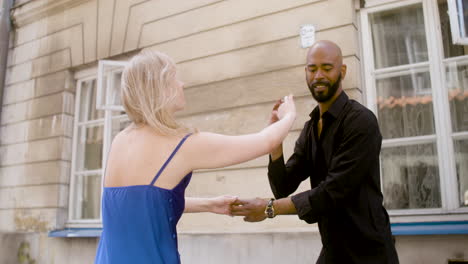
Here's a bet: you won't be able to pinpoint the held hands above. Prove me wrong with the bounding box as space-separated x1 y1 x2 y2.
207 196 269 222
209 195 238 215
270 94 296 125
230 198 269 222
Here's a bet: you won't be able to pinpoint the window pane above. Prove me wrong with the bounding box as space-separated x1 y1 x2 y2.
108 72 122 107
439 0 468 58
97 62 126 109
381 144 441 209
376 71 436 139
455 139 468 207
445 62 468 132
76 125 103 171
370 4 428 69
79 80 104 122
73 174 102 219
459 0 468 37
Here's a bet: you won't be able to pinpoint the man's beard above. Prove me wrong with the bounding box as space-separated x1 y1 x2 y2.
308 74 342 103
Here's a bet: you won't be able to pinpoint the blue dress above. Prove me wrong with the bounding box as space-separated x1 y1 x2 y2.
95 134 192 264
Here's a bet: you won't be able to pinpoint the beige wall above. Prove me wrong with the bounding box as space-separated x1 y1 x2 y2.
1 0 360 234
1 0 468 264
2 232 468 264
0 0 359 262
15 0 468 263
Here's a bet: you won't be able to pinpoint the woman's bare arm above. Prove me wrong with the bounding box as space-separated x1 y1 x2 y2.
185 95 296 170
184 196 237 215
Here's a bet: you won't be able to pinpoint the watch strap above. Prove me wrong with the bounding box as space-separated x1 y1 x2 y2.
264 198 276 218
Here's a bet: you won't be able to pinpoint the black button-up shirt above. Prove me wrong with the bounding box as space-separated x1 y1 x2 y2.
268 92 399 264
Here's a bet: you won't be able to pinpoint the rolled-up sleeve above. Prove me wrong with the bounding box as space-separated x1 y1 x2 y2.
291 188 323 223
268 121 311 199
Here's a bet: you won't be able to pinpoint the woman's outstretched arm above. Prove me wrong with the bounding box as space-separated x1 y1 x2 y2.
184 196 238 215
184 95 296 171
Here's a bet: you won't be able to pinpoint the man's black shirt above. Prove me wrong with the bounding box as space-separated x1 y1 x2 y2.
268 92 399 264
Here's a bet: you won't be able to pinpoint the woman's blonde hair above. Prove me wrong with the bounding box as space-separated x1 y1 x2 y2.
121 50 189 135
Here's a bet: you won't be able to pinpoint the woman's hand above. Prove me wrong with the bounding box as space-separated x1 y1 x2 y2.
277 94 296 120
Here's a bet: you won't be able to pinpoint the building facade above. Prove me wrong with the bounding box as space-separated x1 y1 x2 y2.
0 0 467 263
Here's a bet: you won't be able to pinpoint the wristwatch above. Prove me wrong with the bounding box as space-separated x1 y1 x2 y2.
264 198 276 218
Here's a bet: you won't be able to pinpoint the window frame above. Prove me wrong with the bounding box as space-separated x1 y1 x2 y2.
97 60 128 111
447 0 468 45
364 0 468 44
360 0 468 220
68 61 128 227
68 75 104 227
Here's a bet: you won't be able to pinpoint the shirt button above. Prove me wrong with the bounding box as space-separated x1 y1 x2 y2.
169 198 173 203
172 234 176 239
169 217 173 222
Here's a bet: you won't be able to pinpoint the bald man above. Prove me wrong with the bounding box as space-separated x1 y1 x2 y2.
232 41 399 264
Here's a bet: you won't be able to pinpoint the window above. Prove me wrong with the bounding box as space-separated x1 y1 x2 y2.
69 78 104 222
361 0 468 218
447 0 468 44
68 61 128 225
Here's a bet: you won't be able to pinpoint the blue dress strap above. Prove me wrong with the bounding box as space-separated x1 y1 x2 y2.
150 133 192 186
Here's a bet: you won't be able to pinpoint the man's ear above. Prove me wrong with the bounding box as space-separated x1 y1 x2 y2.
341 64 347 79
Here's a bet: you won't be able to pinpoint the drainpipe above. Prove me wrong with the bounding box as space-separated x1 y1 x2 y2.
0 0 13 125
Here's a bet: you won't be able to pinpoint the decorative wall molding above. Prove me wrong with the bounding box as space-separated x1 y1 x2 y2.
11 0 91 27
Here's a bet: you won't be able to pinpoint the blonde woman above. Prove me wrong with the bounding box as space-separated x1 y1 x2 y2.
94 50 296 264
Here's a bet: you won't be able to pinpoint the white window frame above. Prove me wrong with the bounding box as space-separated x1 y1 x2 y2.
365 0 468 44
68 74 104 227
68 61 128 227
447 0 468 45
360 0 468 222
97 60 128 111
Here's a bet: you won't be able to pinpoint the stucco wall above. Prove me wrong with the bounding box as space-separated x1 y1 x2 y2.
7 1 466 264
1 0 360 234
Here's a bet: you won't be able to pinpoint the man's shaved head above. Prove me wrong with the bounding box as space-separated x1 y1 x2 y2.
307 40 343 66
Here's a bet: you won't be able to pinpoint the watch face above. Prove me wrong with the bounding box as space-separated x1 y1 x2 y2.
267 210 273 218
266 207 274 218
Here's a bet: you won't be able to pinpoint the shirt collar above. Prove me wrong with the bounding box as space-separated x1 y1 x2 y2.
327 91 348 118
309 91 349 119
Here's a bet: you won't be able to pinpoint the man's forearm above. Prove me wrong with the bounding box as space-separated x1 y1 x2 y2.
274 197 297 215
270 144 283 161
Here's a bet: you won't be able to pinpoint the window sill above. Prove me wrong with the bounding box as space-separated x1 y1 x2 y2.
48 228 102 238
48 221 468 238
391 221 468 235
